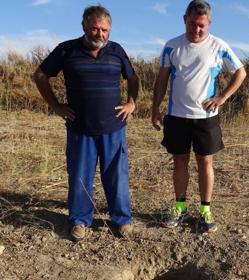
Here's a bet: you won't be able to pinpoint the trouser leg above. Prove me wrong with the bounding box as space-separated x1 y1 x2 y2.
66 129 98 227
99 127 132 226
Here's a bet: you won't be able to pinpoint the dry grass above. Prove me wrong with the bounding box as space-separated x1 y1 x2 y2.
0 109 249 279
0 50 248 120
0 110 66 194
0 51 248 280
0 109 248 214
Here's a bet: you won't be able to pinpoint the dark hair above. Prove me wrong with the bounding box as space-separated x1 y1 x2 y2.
185 0 211 19
82 5 112 28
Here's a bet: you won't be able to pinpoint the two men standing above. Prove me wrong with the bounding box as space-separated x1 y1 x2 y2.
34 1 246 239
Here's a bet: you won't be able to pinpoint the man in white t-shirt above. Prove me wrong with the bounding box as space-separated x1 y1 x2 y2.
152 0 246 233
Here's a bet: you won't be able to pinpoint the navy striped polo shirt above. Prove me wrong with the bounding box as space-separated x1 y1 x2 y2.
39 36 135 135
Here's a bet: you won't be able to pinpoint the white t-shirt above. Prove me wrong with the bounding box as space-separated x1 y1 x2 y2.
160 33 243 119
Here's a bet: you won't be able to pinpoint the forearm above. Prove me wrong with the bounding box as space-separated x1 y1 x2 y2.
114 74 139 120
34 68 75 120
127 74 139 103
152 67 170 110
152 77 167 111
202 67 247 112
151 68 170 130
220 67 247 102
33 68 60 111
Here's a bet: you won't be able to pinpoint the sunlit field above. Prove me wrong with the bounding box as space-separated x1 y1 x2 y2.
0 51 248 279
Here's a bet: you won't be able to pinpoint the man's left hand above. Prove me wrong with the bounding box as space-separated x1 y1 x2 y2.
115 101 135 121
202 96 226 112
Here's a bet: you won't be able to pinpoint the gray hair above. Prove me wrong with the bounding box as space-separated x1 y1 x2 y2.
82 5 112 28
185 0 211 19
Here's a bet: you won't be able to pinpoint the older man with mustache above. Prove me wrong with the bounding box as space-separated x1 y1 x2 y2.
34 5 138 241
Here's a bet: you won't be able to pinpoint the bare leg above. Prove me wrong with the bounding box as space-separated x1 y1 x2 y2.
173 154 190 199
195 154 214 202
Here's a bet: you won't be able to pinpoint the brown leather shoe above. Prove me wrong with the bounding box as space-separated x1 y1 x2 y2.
119 224 133 237
71 224 86 241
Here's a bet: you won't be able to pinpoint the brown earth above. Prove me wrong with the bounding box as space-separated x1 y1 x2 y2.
0 109 248 280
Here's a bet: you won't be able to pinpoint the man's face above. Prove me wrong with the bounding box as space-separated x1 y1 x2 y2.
84 16 111 49
184 13 211 43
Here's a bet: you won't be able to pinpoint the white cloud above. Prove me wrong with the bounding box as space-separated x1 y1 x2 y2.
126 48 160 60
119 38 166 47
235 4 249 18
147 38 166 46
229 41 249 57
116 37 167 60
31 0 51 6
155 38 166 46
0 30 63 58
120 43 161 60
129 38 167 60
152 3 168 15
0 31 166 61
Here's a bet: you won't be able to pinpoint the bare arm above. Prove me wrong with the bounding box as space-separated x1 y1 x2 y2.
115 73 139 121
33 67 75 121
202 67 247 112
152 67 171 130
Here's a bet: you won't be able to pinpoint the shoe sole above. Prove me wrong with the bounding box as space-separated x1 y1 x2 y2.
205 225 218 233
162 214 190 228
197 223 218 234
71 233 85 242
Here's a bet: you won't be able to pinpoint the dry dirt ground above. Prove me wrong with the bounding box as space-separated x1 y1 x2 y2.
0 109 248 280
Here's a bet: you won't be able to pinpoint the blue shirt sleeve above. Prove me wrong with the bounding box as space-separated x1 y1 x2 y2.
116 44 135 80
39 43 65 77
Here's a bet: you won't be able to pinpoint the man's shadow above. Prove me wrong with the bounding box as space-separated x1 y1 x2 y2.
132 211 198 233
0 191 69 238
0 191 124 239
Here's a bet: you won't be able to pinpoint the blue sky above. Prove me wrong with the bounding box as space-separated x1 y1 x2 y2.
1 0 249 60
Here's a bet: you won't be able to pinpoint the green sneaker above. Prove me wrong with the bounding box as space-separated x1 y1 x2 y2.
198 211 218 233
162 207 189 228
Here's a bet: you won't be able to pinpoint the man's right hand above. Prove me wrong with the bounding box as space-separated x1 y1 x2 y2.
53 104 75 121
33 68 75 122
152 107 163 131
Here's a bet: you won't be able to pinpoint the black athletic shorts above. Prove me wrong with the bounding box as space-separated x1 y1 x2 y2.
161 115 224 155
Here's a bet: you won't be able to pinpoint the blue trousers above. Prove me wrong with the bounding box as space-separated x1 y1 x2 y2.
66 127 131 227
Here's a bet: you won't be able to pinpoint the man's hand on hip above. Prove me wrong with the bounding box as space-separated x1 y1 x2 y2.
115 101 135 121
53 104 75 121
